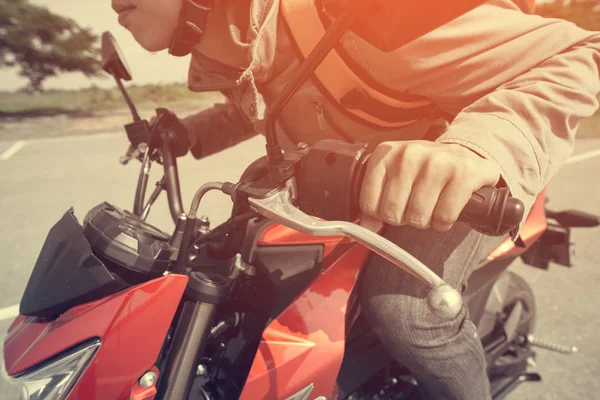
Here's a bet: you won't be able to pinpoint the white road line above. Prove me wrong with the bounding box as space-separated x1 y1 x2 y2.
0 304 19 322
0 141 27 161
28 131 122 144
0 131 123 147
567 148 600 165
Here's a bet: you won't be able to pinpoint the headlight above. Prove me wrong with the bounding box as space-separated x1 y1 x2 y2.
8 339 100 400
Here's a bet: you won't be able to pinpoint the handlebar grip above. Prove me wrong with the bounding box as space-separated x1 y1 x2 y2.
457 186 524 236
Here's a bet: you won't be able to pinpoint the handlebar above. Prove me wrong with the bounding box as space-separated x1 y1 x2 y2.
162 133 185 221
125 132 522 320
128 111 186 223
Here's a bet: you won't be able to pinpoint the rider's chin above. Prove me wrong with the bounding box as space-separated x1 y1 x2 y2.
130 29 169 53
140 37 170 53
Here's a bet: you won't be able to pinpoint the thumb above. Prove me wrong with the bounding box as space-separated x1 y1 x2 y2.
359 213 384 233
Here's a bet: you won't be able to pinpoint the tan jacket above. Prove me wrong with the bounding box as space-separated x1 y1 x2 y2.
184 0 600 218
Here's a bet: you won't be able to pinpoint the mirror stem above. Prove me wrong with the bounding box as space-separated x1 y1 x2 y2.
113 75 141 122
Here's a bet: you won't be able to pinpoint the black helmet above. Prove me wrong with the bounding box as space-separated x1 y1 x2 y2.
169 0 214 56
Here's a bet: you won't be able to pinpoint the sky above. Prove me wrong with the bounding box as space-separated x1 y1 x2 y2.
0 0 556 92
1 0 190 92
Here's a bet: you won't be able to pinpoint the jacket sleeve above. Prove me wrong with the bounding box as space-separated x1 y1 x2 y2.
436 32 600 218
345 1 600 218
181 100 259 159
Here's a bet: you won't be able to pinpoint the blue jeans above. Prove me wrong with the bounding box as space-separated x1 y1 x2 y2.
360 223 507 400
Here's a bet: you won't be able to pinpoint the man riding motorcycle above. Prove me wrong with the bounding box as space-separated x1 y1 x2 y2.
111 0 600 398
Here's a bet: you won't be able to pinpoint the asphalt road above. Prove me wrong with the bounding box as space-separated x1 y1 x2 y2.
0 133 598 399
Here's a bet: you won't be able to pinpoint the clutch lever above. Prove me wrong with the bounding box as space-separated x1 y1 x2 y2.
120 143 147 165
248 187 463 319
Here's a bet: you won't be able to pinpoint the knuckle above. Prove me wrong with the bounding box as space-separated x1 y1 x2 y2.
456 158 478 177
373 142 395 159
403 142 425 154
380 207 402 225
409 219 430 230
405 212 429 229
401 146 423 166
372 164 387 178
432 214 456 232
428 152 454 171
364 164 387 183
432 222 453 233
434 213 456 225
360 201 378 216
379 141 396 151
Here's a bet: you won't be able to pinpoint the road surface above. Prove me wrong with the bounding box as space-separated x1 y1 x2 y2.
0 133 598 399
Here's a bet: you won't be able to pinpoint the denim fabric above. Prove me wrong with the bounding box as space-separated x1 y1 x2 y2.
360 223 507 400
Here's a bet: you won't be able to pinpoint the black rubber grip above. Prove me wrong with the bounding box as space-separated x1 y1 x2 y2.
456 186 524 236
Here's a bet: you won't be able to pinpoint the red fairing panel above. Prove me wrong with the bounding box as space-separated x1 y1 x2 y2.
241 224 370 400
241 190 547 399
4 275 187 400
488 189 547 260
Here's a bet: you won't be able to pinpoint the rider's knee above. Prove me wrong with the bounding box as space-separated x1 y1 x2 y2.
359 283 468 351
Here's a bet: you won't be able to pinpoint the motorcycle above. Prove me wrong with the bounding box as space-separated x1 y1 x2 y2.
3 2 600 400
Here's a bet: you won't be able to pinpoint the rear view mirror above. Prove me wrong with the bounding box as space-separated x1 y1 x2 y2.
323 0 487 51
101 31 132 81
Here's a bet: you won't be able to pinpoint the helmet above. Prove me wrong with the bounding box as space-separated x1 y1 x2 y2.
169 0 214 56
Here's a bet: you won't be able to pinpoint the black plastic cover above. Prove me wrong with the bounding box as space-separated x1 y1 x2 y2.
250 244 324 319
101 31 132 81
125 119 150 148
297 140 369 222
20 209 129 318
83 203 172 276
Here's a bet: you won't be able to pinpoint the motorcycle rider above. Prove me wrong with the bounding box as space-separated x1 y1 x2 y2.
111 0 600 398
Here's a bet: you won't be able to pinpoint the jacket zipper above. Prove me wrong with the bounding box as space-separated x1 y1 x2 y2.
313 101 326 131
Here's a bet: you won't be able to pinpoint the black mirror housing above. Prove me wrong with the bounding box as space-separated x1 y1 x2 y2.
101 31 132 81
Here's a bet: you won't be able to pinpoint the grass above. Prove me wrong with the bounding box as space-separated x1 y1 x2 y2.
0 82 598 139
0 83 221 117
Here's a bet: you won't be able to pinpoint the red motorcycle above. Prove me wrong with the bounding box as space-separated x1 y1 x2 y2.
3 3 599 400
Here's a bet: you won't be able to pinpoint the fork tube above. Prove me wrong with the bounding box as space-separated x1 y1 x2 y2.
162 301 217 400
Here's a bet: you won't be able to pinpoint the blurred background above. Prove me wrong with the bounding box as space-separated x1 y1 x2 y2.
2 0 600 139
1 1 599 399
0 0 223 142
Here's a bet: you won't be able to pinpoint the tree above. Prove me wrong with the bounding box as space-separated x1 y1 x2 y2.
0 0 102 91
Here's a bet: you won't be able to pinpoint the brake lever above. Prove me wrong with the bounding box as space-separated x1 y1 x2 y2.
248 187 463 319
120 143 148 165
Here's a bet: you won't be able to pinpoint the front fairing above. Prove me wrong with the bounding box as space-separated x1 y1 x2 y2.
4 275 187 399
18 208 129 319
